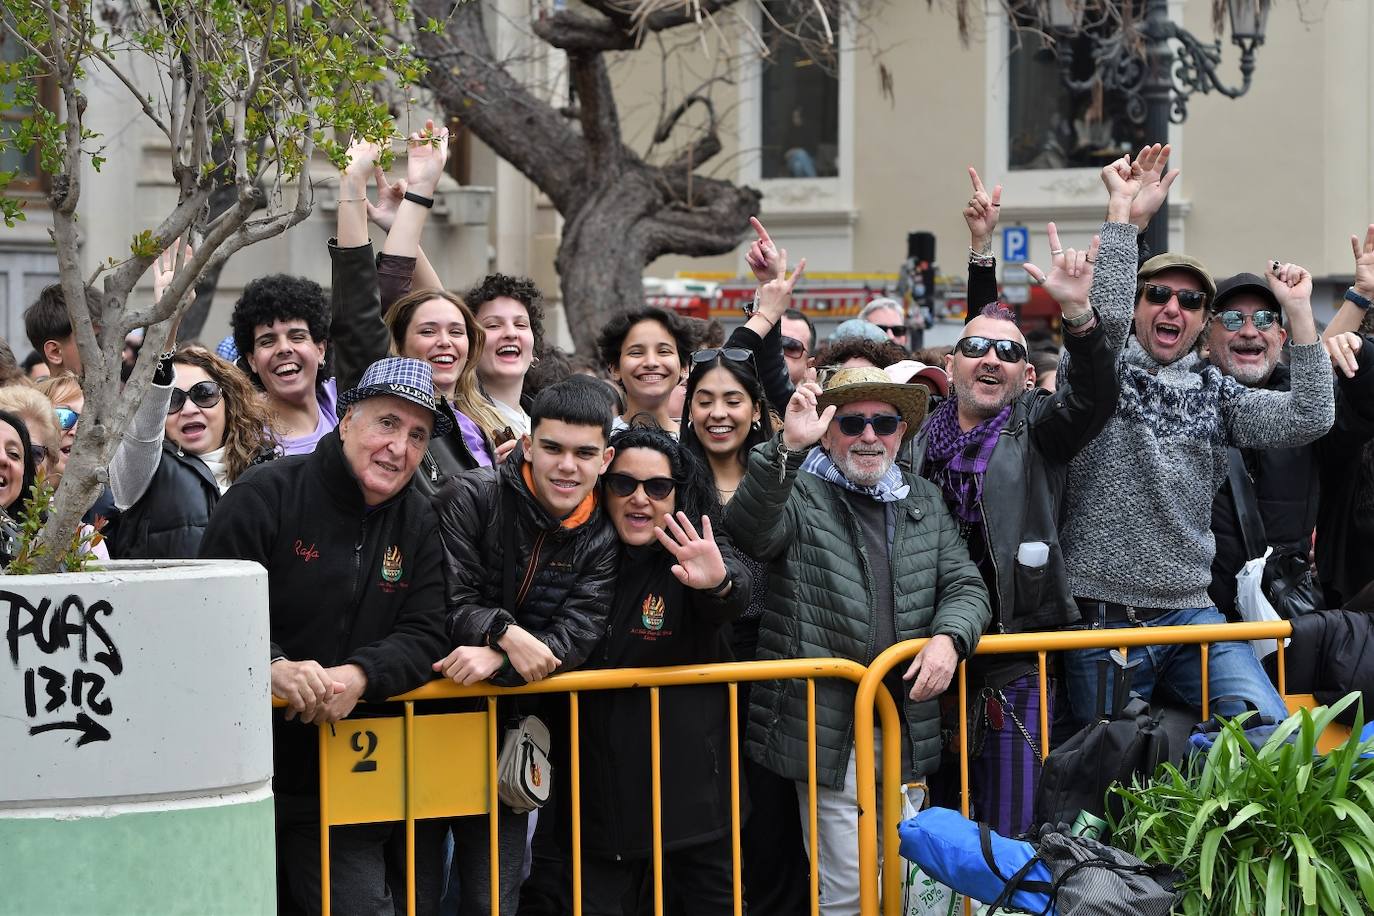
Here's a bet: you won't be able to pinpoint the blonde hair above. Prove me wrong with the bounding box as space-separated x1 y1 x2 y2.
0 385 61 479
36 372 82 408
383 288 508 441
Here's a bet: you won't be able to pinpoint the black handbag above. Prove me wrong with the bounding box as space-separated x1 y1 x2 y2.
1226 449 1322 619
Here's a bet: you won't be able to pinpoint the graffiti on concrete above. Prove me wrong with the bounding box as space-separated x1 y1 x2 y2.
5 591 121 746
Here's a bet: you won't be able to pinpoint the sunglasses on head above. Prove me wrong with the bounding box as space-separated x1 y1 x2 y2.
955 336 1028 363
835 414 903 437
54 407 79 431
168 380 223 415
692 347 754 366
29 444 48 466
1141 282 1208 311
603 472 677 501
873 324 908 338
781 336 807 359
1215 309 1279 332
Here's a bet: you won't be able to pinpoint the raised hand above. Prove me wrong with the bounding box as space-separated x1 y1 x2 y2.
1101 149 1145 223
756 249 806 323
655 512 729 592
341 137 382 194
152 238 194 308
1023 222 1098 318
405 119 450 198
1266 259 1313 306
745 216 783 283
1129 143 1179 233
367 167 408 232
782 380 835 451
963 167 1002 252
1352 225 1374 298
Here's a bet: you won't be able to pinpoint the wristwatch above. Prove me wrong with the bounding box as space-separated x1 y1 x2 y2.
1062 307 1095 329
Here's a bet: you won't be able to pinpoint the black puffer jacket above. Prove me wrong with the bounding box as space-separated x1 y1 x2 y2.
436 452 619 686
329 240 495 498
115 442 274 559
575 539 751 858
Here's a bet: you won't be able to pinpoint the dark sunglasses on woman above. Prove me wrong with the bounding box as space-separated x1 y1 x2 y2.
835 414 903 437
54 407 79 431
1141 282 1208 311
692 347 754 366
603 472 677 501
955 336 1028 364
168 380 223 415
1215 309 1279 332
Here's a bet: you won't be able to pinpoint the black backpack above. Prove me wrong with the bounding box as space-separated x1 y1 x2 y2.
1034 655 1192 835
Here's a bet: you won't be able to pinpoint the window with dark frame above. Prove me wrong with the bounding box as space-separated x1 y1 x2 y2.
0 30 52 193
758 0 839 180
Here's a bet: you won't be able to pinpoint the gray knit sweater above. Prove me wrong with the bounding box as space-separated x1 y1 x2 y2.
1060 222 1335 608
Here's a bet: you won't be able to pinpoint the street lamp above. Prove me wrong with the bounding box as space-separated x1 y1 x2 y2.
1043 0 1271 255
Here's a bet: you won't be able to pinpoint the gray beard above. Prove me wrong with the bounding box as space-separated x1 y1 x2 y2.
833 446 895 487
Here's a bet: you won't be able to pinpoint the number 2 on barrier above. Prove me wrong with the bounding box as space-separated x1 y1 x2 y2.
351 730 379 773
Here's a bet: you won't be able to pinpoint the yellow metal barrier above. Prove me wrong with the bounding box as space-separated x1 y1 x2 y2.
277 658 903 916
849 619 1352 916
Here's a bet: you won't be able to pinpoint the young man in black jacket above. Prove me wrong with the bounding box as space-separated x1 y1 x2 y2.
200 356 451 916
432 375 619 916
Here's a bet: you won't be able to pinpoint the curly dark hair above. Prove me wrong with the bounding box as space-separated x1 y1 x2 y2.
679 352 775 472
811 337 909 371
464 273 546 353
608 424 722 525
596 307 695 372
229 274 331 383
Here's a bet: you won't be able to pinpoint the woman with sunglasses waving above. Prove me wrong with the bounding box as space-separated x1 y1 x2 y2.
597 307 696 435
111 347 278 559
571 426 751 915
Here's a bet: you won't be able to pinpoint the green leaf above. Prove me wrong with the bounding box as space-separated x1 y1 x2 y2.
1292 832 1318 907
1332 798 1374 845
1336 834 1374 907
1225 801 1267 832
1200 825 1226 897
1265 853 1288 916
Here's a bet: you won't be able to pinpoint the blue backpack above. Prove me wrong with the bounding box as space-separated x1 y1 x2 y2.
899 807 1054 914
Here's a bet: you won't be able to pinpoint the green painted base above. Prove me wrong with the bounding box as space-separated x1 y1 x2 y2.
0 794 275 916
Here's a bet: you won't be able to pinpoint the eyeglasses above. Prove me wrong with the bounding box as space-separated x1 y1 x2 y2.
835 414 903 437
781 336 808 359
692 347 754 365
955 336 1028 364
1216 309 1279 332
873 324 908 338
168 380 223 415
54 408 79 431
1141 282 1208 311
603 472 677 501
29 444 48 466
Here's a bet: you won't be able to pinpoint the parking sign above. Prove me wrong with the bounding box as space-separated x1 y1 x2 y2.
1003 226 1029 263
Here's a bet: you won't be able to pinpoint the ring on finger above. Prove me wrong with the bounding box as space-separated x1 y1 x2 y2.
1051 248 1064 255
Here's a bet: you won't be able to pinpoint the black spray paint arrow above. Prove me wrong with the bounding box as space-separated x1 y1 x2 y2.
29 712 112 746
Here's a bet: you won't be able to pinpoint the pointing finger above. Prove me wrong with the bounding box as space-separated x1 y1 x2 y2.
787 257 807 291
1046 222 1063 260
750 216 772 247
968 166 985 194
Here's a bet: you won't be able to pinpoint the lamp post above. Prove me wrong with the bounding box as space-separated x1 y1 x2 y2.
1046 0 1271 255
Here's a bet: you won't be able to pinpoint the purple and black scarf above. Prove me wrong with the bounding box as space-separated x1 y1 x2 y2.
922 397 1012 526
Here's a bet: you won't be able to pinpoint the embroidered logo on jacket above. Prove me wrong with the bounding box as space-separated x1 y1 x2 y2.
641 593 666 631
294 540 320 563
382 546 403 583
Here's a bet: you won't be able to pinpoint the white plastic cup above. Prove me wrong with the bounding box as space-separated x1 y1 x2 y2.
1017 541 1049 567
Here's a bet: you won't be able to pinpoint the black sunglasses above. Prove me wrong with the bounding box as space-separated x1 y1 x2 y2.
781 336 807 358
603 472 677 501
873 324 908 338
955 336 1028 363
693 347 754 365
29 444 48 466
1216 309 1279 332
835 414 903 437
1141 282 1208 311
168 380 223 415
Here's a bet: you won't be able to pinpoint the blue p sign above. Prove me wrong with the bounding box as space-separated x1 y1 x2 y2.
1003 226 1029 264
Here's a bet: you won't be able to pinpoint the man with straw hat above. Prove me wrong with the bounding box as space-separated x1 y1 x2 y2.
725 366 991 916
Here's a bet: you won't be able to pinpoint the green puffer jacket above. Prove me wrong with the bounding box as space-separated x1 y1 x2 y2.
724 436 991 789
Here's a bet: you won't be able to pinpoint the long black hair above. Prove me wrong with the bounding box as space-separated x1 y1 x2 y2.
0 409 37 518
608 424 722 525
679 351 775 471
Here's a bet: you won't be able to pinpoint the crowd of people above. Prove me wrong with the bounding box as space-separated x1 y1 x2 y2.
6 129 1374 916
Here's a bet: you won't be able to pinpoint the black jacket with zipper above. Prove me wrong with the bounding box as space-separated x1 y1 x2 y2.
572 538 751 858
329 239 496 499
198 428 448 797
436 451 619 686
115 441 274 560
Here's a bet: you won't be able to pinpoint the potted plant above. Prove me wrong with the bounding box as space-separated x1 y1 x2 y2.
0 1 416 911
1111 694 1374 916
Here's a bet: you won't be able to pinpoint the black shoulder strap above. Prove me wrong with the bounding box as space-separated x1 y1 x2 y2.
1227 447 1267 561
981 823 1054 916
502 483 519 613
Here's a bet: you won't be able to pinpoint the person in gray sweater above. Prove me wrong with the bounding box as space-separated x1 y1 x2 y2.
1058 143 1334 726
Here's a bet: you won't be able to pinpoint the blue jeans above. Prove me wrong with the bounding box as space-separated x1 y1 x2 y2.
1063 604 1289 728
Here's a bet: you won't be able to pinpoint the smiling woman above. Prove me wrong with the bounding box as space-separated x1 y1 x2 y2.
597 306 696 435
